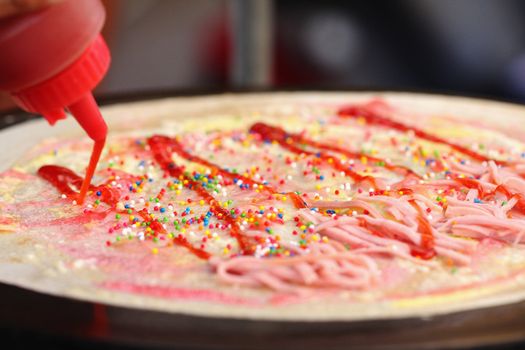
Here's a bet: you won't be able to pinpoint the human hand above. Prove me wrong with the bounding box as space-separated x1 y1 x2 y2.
0 0 62 19
0 0 64 111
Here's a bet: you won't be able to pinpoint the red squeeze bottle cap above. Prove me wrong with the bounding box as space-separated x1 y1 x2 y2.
0 0 110 141
12 35 110 141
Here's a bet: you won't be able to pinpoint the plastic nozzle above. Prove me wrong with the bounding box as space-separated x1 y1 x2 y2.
68 93 108 141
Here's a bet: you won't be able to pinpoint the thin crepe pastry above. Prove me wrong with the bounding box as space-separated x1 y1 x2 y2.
2 93 525 321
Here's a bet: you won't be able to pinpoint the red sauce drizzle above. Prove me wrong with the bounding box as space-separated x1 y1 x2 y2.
148 135 307 209
38 165 84 197
256 122 419 178
38 139 108 206
408 199 436 259
149 136 275 195
249 122 377 187
37 164 209 259
37 106 518 263
338 101 496 163
137 208 210 260
38 165 119 206
452 176 525 215
357 213 435 260
147 135 253 254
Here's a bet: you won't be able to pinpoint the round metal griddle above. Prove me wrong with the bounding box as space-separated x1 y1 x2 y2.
1 90 525 350
2 282 525 350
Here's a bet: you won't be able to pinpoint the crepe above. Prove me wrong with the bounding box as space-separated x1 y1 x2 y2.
2 92 525 321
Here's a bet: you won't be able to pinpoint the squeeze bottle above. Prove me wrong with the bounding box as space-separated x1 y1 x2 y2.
0 0 110 141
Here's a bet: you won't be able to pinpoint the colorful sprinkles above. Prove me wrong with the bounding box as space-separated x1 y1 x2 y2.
31 99 525 295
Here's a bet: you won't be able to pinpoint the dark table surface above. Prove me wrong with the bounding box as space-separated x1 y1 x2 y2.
2 91 525 350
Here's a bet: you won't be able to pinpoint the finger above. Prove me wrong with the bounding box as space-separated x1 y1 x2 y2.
0 0 63 19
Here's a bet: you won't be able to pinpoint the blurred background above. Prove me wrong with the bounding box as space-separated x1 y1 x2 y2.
4 0 525 111
99 0 525 100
